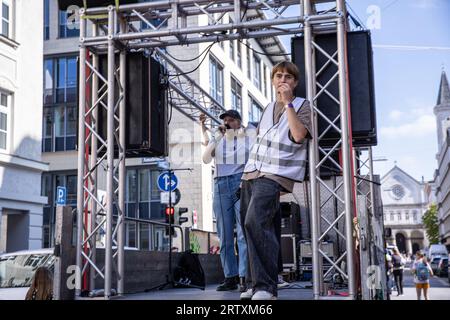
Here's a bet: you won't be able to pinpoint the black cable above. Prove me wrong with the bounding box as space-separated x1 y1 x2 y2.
241 0 249 22
165 41 217 62
239 39 291 57
167 81 173 125
168 41 217 77
346 1 366 30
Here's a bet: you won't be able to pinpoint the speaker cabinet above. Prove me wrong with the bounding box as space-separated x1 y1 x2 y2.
95 52 168 158
281 234 299 270
58 0 139 11
280 202 302 237
292 30 377 147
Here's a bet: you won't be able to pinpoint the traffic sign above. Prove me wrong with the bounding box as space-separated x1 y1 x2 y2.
160 189 181 205
157 172 178 192
56 186 67 206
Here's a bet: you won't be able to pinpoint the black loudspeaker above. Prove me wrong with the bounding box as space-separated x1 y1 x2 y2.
281 235 297 266
58 0 139 11
280 202 301 237
292 30 377 147
96 52 168 158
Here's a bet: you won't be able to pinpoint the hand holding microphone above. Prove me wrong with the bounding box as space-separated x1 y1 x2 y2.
277 83 294 105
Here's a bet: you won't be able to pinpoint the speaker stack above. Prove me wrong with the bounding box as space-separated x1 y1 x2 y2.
93 52 168 158
292 31 377 179
280 202 302 272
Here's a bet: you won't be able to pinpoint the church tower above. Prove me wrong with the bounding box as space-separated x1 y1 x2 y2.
434 70 450 152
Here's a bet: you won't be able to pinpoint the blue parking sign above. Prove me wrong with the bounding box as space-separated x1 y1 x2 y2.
157 172 178 192
56 186 67 206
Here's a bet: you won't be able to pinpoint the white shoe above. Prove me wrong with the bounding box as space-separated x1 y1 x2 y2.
278 275 289 289
251 290 277 300
240 288 253 300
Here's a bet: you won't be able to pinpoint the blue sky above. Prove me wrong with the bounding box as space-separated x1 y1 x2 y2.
279 0 450 181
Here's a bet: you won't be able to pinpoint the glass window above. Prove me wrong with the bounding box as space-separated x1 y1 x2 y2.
44 0 50 40
127 169 138 203
249 96 262 122
150 171 160 200
1 2 9 38
236 41 242 69
43 56 78 152
390 213 394 221
263 65 268 98
209 56 224 105
271 82 274 101
41 172 77 248
59 9 79 38
56 58 67 103
253 55 261 91
54 106 65 151
139 169 150 202
246 43 251 80
231 76 242 114
0 92 9 150
139 223 150 250
44 59 54 104
229 40 235 61
127 222 136 248
140 5 168 30
126 167 164 250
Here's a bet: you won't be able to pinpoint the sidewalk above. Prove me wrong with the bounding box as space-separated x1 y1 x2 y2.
390 269 450 301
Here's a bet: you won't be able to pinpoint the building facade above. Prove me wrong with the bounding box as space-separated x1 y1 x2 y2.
42 0 284 251
0 0 49 253
382 166 429 255
433 70 450 251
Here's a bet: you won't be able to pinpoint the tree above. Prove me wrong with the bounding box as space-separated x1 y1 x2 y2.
422 204 440 245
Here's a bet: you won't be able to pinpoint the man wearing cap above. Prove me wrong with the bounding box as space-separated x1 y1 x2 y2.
200 110 256 292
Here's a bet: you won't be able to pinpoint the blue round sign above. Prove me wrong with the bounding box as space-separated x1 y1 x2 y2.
157 172 178 192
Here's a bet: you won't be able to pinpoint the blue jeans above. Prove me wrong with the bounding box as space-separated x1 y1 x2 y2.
213 173 248 278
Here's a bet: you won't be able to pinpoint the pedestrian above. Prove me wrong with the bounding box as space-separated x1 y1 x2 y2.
385 249 394 297
412 252 434 300
239 61 312 300
200 110 256 292
25 267 53 300
391 248 406 296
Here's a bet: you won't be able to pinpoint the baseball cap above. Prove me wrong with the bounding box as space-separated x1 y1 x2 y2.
219 109 242 121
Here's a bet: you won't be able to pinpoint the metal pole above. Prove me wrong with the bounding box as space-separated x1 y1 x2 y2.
118 17 127 296
75 9 87 299
368 148 375 218
303 0 320 300
336 0 356 298
105 5 116 299
89 22 99 294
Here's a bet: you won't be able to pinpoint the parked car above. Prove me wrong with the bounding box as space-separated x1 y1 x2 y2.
427 244 448 261
0 249 55 300
430 256 442 274
436 257 448 277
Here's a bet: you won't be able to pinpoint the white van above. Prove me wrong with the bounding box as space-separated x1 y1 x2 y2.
427 244 448 260
0 249 55 300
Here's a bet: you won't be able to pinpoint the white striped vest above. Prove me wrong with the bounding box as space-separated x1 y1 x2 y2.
243 97 308 182
214 127 256 178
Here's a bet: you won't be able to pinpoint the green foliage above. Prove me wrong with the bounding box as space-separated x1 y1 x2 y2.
190 233 201 253
422 204 440 244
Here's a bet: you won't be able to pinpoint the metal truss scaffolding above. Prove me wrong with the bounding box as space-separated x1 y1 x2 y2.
76 0 359 299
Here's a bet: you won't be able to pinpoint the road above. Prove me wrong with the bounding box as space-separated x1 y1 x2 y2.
390 267 450 300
